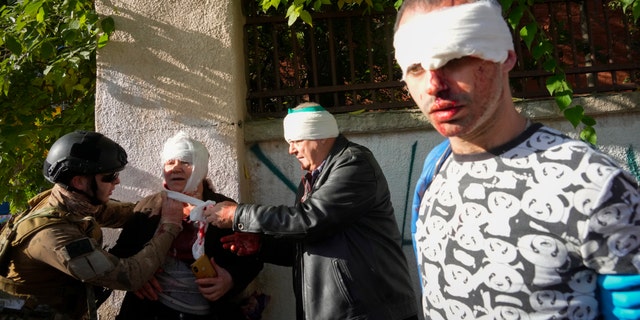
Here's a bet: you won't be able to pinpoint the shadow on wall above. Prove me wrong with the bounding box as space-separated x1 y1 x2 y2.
96 0 240 130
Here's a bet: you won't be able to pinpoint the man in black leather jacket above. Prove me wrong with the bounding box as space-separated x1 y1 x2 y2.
206 103 418 320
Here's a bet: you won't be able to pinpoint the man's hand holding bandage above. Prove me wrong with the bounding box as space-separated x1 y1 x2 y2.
204 201 237 229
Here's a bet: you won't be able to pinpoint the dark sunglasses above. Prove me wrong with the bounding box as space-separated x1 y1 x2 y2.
101 172 119 183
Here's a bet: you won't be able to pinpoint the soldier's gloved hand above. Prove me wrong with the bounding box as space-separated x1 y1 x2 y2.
159 191 184 226
598 274 640 319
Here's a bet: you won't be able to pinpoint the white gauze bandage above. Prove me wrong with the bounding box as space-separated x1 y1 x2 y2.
393 1 514 78
283 105 339 142
165 190 214 259
161 131 209 194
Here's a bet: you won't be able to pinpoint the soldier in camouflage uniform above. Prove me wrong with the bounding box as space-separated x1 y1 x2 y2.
0 131 184 319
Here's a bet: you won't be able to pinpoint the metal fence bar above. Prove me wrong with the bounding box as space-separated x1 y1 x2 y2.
243 0 640 118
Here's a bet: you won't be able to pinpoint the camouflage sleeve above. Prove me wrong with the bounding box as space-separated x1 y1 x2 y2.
93 200 137 228
27 221 182 291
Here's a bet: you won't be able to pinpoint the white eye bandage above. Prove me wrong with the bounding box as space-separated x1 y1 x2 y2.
393 1 514 78
283 105 339 142
161 131 209 194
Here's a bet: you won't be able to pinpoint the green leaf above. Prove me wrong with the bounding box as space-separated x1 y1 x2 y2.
581 115 596 127
97 33 109 48
546 76 572 96
4 35 22 55
313 0 323 11
261 0 279 11
580 126 597 145
394 0 402 10
24 0 44 17
68 19 81 30
0 76 6 96
72 84 85 92
39 40 55 59
36 7 45 23
63 29 78 43
286 3 309 25
554 92 572 110
507 5 523 30
531 42 545 60
299 10 312 25
545 75 563 95
563 105 583 127
287 9 300 25
519 22 537 49
100 16 115 34
542 59 557 72
621 0 640 22
500 0 514 12
532 40 552 60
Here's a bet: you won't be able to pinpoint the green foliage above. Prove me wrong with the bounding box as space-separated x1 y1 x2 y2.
620 0 640 21
501 0 597 145
258 0 397 25
0 0 114 212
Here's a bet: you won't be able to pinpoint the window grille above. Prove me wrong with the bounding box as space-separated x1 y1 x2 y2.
244 0 640 118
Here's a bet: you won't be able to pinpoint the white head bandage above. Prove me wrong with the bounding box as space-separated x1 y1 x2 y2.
161 131 209 194
393 1 514 78
283 105 339 142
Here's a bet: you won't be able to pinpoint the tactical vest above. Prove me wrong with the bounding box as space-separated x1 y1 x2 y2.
0 204 101 319
0 207 65 306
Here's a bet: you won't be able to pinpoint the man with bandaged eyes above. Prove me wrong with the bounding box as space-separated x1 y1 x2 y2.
394 1 640 319
0 131 183 319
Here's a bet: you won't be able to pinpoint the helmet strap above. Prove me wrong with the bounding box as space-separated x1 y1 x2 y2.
64 176 103 206
87 176 103 205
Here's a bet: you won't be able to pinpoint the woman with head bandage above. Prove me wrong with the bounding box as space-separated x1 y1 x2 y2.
109 131 264 320
161 131 210 195
396 2 640 320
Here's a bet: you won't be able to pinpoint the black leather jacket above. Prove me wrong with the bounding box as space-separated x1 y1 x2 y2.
234 135 417 320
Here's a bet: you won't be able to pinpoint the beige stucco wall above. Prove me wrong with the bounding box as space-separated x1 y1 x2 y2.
93 0 640 318
94 0 247 203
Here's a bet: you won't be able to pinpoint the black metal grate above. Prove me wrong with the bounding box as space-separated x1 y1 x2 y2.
244 0 640 118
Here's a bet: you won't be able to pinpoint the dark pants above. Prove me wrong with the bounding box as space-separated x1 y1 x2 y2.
115 295 222 320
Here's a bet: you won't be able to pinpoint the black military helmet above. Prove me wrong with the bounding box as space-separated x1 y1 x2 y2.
43 131 128 185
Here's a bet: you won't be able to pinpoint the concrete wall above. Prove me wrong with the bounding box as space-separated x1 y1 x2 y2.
93 0 640 319
94 0 247 203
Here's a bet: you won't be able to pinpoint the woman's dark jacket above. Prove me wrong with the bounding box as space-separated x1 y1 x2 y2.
109 185 263 319
234 134 417 320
